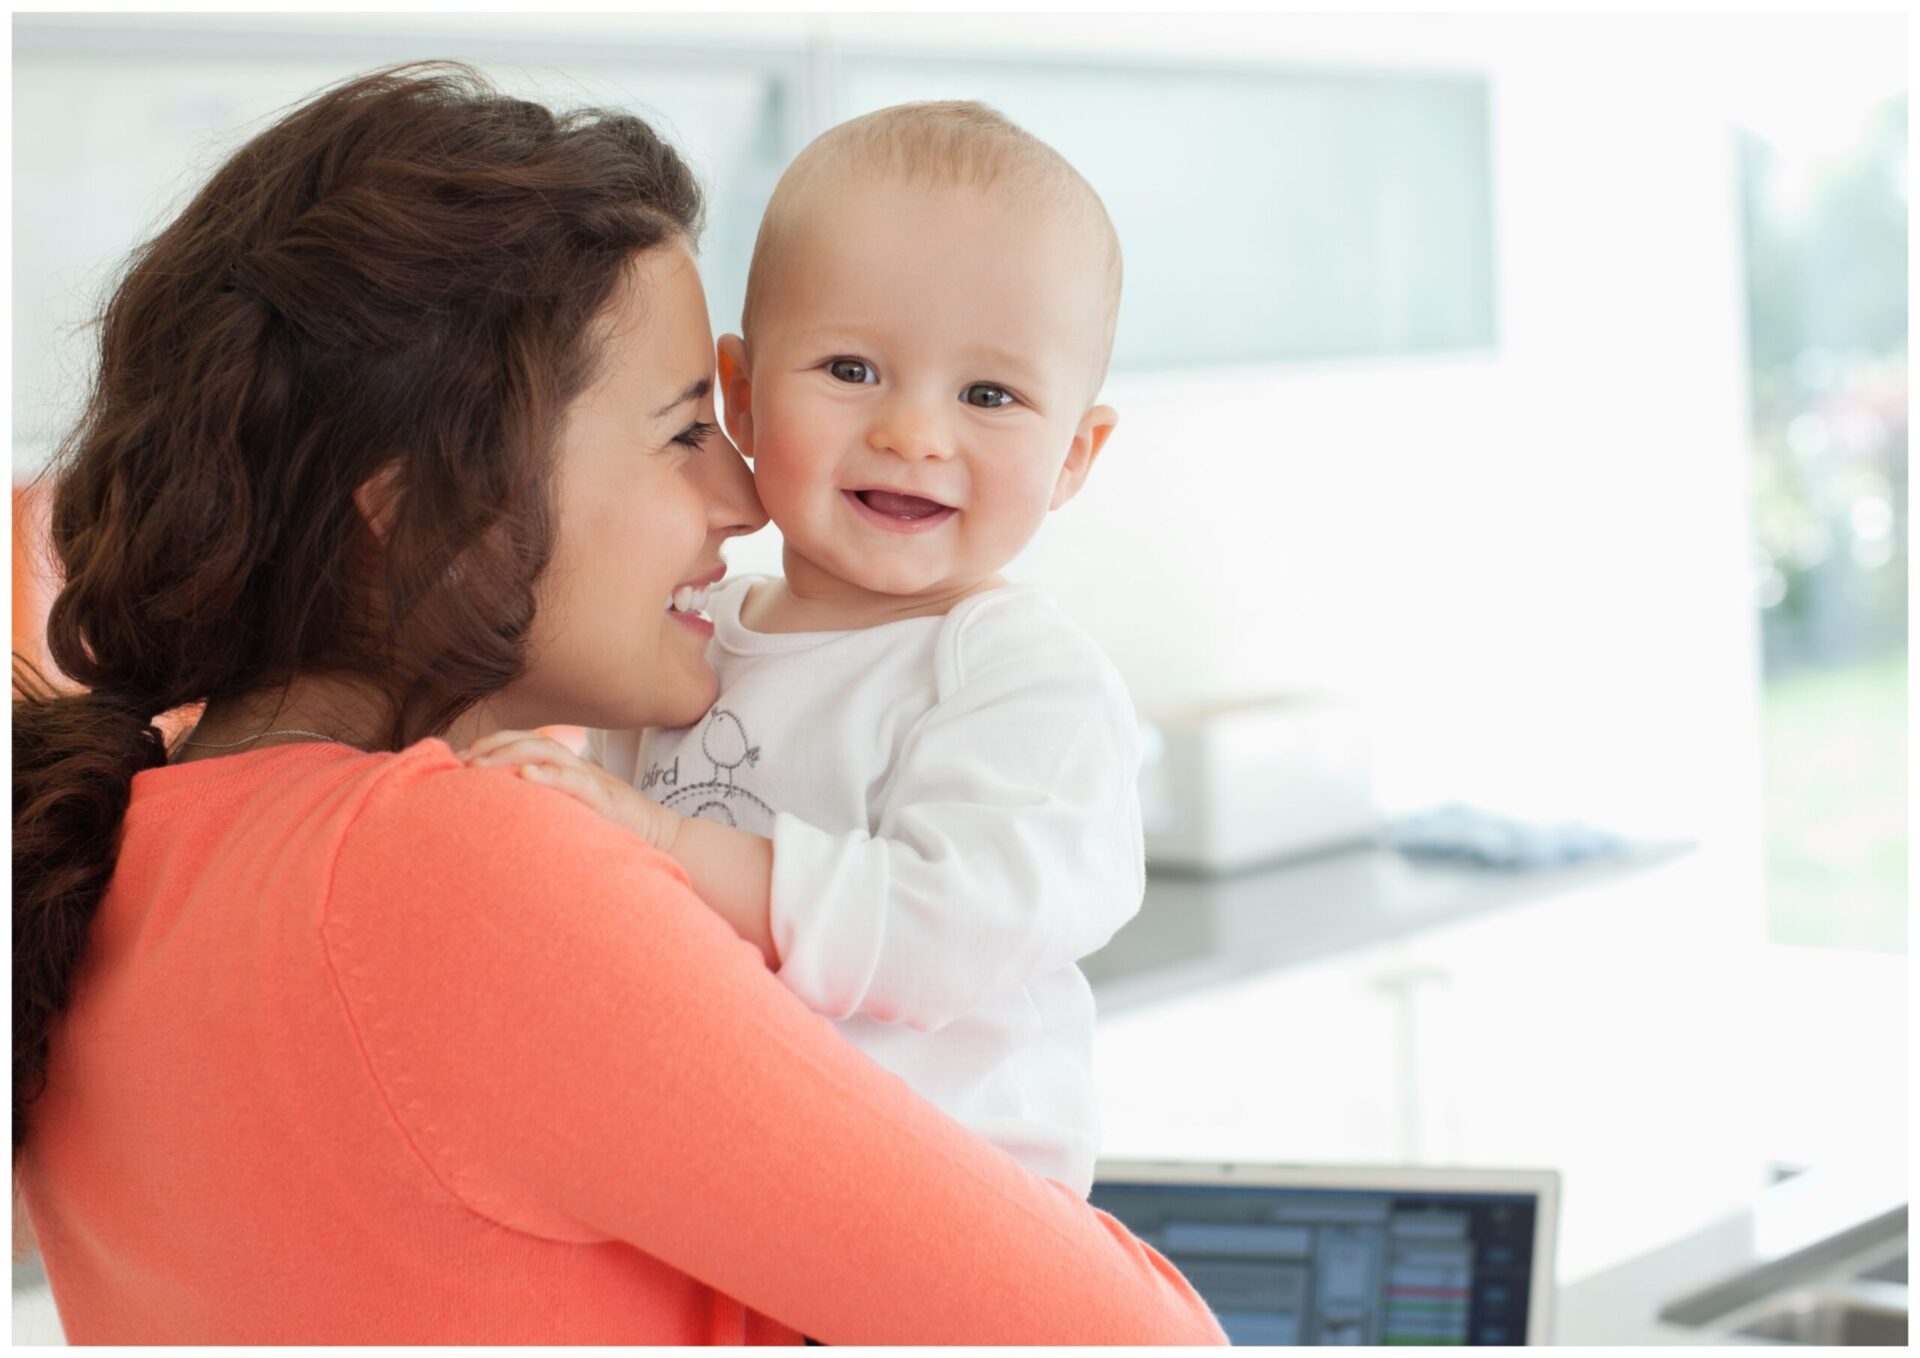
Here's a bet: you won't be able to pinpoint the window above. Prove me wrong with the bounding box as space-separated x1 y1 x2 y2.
1740 95 1908 952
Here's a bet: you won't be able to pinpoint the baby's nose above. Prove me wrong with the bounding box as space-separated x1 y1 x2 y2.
868 399 952 461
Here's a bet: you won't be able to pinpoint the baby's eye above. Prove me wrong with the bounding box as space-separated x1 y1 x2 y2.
962 383 1016 409
828 358 877 385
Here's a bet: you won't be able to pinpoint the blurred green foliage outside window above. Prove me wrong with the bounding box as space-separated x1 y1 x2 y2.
1740 97 1907 953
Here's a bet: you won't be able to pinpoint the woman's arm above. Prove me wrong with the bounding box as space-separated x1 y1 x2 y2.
326 751 1224 1345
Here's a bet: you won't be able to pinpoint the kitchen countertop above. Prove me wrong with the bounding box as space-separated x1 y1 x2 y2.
1553 1160 1908 1344
1079 839 1910 1308
1085 839 1692 1011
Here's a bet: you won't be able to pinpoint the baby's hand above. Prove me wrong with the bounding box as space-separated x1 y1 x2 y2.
459 730 679 854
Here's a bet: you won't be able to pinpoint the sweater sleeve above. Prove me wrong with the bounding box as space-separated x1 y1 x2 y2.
323 746 1221 1346
769 593 1146 1031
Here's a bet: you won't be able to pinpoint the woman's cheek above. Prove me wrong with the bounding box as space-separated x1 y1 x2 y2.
649 478 703 571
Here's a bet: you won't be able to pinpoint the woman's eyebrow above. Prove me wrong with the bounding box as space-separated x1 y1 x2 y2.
651 376 710 419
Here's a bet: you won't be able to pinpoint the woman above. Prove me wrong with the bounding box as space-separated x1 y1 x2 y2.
11 64 1225 1345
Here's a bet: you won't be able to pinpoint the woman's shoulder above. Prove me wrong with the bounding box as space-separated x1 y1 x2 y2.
340 736 687 877
312 739 771 1245
344 736 556 829
325 737 694 935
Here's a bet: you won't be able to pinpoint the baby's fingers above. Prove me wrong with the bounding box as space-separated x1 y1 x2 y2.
515 760 610 817
465 733 583 772
459 728 541 761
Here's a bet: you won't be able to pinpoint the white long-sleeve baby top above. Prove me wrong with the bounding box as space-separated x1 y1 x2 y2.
591 574 1146 1195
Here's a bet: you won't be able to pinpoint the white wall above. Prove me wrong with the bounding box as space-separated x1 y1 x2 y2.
20 12 1892 861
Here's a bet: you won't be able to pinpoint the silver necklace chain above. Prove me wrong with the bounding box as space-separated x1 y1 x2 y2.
181 727 361 751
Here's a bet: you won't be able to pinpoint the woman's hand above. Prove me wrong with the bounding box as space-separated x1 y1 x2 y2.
459 731 679 854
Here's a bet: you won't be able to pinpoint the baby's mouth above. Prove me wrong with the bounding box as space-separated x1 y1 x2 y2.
850 488 953 520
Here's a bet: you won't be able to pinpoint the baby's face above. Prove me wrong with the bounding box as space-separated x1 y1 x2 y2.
732 173 1113 605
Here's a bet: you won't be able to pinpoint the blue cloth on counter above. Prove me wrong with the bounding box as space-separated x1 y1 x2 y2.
1385 803 1629 870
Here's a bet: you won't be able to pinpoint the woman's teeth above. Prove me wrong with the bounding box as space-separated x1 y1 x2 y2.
668 584 711 614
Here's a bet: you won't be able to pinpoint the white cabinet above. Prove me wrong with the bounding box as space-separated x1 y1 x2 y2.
1094 846 1777 1284
1097 943 1407 1166
1381 848 1774 1281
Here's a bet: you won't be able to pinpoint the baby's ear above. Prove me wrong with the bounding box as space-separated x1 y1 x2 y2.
716 334 755 459
1050 405 1119 510
353 457 406 543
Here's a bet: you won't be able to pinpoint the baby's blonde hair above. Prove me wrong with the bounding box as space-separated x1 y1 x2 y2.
741 101 1123 394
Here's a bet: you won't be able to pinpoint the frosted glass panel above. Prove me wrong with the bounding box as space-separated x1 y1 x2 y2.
11 41 789 467
840 60 1495 372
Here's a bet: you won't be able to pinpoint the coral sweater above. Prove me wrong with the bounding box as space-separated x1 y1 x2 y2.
15 740 1224 1345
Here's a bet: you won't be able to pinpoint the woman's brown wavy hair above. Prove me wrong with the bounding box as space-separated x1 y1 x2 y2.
12 62 703 1154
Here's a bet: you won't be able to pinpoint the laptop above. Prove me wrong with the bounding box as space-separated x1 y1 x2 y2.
1092 1160 1560 1345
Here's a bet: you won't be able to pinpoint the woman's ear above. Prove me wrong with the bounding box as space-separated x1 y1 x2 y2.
716 334 755 460
1050 406 1119 511
353 459 406 543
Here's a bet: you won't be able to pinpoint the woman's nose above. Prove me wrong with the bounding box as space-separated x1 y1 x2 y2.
700 430 768 540
868 395 952 462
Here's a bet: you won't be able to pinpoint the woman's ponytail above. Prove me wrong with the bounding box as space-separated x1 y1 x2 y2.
12 658 170 1154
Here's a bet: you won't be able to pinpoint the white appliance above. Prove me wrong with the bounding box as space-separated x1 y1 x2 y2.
1138 693 1377 872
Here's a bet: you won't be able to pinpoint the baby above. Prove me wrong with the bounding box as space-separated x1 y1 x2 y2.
476 102 1136 1196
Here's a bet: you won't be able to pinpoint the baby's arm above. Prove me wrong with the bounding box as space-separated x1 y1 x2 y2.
771 606 1146 1032
459 732 779 968
462 598 1145 1028
658 815 776 965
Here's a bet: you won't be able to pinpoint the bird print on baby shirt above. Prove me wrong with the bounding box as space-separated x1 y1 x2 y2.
638 709 776 835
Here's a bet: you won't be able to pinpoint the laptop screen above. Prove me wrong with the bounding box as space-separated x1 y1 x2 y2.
1089 1178 1545 1345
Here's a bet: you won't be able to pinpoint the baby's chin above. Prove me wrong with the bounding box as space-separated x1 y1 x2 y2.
847 562 954 599
804 543 993 604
